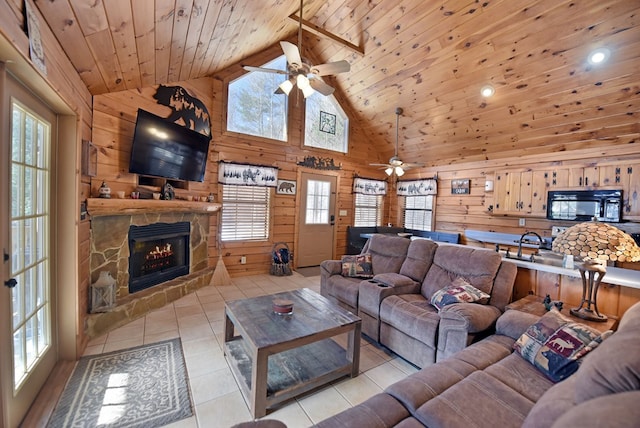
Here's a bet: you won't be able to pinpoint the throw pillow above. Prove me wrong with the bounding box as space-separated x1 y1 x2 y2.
341 253 373 278
430 277 491 311
513 309 608 382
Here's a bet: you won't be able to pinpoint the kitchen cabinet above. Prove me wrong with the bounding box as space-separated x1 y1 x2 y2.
493 170 546 217
599 163 640 219
568 166 599 188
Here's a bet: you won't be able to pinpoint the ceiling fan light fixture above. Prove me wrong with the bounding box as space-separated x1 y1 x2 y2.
481 85 495 97
395 167 405 177
296 74 310 89
301 85 315 98
385 167 394 176
279 79 294 95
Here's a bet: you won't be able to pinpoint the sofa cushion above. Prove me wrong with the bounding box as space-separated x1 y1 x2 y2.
313 392 411 428
421 246 502 299
341 253 373 278
324 275 361 310
573 320 640 403
430 278 490 310
485 353 554 403
399 238 438 282
380 294 439 346
414 371 535 428
514 309 607 382
551 391 640 428
367 234 411 274
521 375 578 428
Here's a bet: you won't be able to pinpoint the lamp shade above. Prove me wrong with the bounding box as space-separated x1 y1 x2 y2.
552 221 640 263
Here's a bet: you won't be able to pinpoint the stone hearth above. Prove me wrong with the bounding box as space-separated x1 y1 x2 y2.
86 198 220 338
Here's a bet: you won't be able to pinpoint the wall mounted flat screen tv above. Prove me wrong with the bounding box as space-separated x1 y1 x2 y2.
129 109 211 182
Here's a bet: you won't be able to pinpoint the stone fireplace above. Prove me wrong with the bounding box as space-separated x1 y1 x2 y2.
128 222 191 293
86 199 220 338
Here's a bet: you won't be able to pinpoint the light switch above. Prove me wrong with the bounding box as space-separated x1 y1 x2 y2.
339 210 348 216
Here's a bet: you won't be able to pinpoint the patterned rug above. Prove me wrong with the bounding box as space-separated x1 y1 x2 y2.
48 338 192 428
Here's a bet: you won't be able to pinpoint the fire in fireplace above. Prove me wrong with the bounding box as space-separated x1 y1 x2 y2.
128 222 190 293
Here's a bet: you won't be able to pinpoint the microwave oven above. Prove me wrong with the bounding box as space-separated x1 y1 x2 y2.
546 190 623 222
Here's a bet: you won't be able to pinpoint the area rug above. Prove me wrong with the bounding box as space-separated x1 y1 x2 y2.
296 266 321 277
48 338 192 428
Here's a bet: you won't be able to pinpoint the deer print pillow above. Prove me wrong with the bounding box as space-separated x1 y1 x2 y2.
513 309 612 382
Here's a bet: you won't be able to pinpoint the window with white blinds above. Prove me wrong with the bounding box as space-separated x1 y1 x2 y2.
221 185 271 241
354 193 383 227
403 195 434 231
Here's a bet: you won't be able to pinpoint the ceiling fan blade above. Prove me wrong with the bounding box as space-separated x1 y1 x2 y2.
369 163 392 167
242 65 288 74
280 41 302 67
402 162 425 168
309 78 335 96
310 60 350 76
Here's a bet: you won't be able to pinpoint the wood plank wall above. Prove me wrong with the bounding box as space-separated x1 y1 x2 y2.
91 43 387 278
0 0 93 356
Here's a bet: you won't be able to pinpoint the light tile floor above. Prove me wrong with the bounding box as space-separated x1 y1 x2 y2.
84 272 419 428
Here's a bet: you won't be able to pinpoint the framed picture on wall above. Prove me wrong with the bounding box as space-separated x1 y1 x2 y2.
451 179 470 195
276 180 296 195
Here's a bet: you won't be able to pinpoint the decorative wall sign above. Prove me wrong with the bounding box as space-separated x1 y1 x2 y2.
276 180 297 195
297 156 341 170
353 177 387 195
319 111 337 134
153 85 211 137
451 179 470 195
397 179 438 196
24 0 46 74
218 161 278 187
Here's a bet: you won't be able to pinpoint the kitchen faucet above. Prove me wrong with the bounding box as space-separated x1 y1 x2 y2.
517 231 543 259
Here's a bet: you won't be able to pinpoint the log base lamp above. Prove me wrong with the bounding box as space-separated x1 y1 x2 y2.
572 260 608 322
552 220 640 322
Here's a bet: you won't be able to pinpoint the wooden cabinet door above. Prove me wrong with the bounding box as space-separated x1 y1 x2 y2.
530 170 548 216
519 171 533 214
506 171 523 213
568 166 599 188
493 171 509 214
546 169 570 188
621 164 640 219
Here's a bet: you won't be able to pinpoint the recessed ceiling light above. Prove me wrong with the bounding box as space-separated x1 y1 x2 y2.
481 85 495 97
588 48 610 65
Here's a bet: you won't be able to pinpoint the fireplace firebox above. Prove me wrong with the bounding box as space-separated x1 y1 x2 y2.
128 222 190 293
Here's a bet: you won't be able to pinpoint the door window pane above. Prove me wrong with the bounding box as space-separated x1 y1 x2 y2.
305 180 330 224
10 101 51 390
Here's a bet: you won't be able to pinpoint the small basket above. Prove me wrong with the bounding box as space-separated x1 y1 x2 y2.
270 242 292 276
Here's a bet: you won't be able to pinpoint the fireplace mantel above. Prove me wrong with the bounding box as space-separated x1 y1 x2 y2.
87 198 221 217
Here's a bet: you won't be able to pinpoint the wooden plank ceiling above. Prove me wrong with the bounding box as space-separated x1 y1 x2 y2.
35 0 640 167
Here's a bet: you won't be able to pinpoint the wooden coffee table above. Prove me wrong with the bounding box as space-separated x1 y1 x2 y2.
223 288 361 418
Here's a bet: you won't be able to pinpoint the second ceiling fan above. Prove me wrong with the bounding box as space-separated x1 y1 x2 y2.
242 0 350 98
370 108 424 177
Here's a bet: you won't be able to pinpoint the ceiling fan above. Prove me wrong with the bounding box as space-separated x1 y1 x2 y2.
370 107 424 177
241 0 350 98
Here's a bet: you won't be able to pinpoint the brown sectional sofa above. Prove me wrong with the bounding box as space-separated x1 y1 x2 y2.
315 301 640 427
320 234 518 367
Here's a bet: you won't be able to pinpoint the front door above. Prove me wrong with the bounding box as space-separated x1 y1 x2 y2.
297 172 336 267
0 73 57 427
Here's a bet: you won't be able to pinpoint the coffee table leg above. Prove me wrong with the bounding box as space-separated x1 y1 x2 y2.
347 322 361 377
251 349 269 418
224 310 234 344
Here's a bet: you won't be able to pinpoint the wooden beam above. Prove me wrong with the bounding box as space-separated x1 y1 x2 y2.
288 13 364 55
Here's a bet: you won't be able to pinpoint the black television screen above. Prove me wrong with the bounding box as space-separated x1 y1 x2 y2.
129 109 211 182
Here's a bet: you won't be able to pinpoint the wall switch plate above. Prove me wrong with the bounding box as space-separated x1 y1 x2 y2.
240 256 246 264
519 218 526 227
339 209 348 216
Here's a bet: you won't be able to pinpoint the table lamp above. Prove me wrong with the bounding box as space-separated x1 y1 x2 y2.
552 220 640 322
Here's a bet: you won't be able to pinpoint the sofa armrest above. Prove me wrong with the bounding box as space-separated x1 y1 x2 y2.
436 303 502 361
496 309 541 340
358 275 420 317
439 303 502 333
320 260 342 276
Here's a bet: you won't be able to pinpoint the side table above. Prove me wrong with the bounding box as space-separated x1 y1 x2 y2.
505 294 618 332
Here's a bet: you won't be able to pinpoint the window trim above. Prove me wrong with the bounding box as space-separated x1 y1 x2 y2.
220 184 272 242
402 194 435 231
222 53 291 146
354 193 384 227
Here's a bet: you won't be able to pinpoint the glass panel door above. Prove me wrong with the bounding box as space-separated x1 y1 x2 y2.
10 101 51 391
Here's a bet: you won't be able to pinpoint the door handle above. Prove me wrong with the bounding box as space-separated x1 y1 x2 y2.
3 250 8 262
4 278 17 288
330 214 335 226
